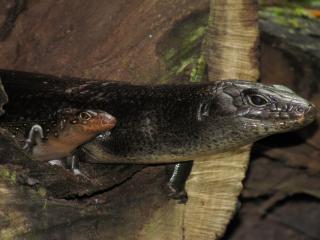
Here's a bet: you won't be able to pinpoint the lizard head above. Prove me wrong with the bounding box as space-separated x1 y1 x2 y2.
209 81 317 140
58 109 117 134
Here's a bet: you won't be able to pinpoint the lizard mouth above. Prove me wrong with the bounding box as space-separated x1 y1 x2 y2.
241 102 317 125
239 103 317 134
275 103 317 131
297 103 317 126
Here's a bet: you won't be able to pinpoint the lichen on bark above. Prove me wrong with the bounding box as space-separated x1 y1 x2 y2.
157 12 209 83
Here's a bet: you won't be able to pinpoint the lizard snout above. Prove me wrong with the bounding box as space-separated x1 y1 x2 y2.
81 110 116 133
292 103 317 126
302 103 318 123
100 112 117 130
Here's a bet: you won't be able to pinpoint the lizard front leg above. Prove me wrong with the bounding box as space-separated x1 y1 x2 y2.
23 124 45 152
166 161 193 204
65 151 91 181
67 153 81 176
48 152 91 181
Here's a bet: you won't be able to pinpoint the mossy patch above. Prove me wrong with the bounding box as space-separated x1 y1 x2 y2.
157 11 209 83
190 55 207 83
0 211 29 240
260 6 316 30
0 166 16 184
291 0 320 8
37 187 47 198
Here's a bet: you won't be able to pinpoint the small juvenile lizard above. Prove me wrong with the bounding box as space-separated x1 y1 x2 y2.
24 108 116 161
0 107 116 173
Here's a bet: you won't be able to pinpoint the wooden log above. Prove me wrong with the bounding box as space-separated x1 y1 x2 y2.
190 0 259 238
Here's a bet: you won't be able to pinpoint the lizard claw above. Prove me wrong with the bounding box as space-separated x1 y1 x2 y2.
67 154 92 182
166 183 188 204
48 159 65 167
48 157 92 182
23 124 45 152
165 162 193 204
72 168 91 182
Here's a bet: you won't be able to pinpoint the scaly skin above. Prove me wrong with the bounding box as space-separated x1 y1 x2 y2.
82 81 317 164
0 70 316 163
0 70 317 201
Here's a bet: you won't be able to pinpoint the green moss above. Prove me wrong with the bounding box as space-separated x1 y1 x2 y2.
260 6 315 30
37 187 47 198
0 166 16 184
291 0 320 8
175 58 194 75
163 48 176 62
157 12 209 83
0 167 10 178
42 199 48 210
9 171 16 184
272 6 311 18
190 55 207 83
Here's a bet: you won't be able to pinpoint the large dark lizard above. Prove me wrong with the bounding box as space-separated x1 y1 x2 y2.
0 69 317 201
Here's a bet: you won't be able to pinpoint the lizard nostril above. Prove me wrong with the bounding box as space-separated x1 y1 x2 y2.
302 103 318 121
287 105 294 112
305 105 312 113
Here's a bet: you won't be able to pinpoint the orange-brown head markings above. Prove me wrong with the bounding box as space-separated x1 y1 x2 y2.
58 108 116 132
30 109 116 161
78 110 117 133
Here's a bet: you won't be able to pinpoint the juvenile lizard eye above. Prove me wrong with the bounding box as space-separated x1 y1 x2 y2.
247 94 268 107
79 111 92 121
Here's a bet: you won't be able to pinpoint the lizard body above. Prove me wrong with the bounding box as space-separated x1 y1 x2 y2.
0 69 316 200
0 69 316 164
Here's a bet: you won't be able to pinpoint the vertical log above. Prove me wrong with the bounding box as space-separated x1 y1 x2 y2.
142 1 259 239
206 0 259 81
182 0 260 239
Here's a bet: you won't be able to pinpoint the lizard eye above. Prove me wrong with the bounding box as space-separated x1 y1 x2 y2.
79 111 92 121
247 94 269 107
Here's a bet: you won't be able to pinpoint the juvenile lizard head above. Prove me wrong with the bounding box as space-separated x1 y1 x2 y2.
58 108 117 135
30 109 116 161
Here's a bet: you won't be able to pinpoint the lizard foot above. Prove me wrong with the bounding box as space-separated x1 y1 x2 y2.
23 124 45 152
48 158 91 182
166 162 193 204
166 183 188 204
48 159 65 167
72 168 91 182
67 154 92 182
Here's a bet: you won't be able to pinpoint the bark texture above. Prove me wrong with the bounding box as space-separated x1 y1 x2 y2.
187 0 260 238
206 0 259 81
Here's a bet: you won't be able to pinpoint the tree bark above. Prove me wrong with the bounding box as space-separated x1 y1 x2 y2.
206 0 259 81
186 0 260 238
